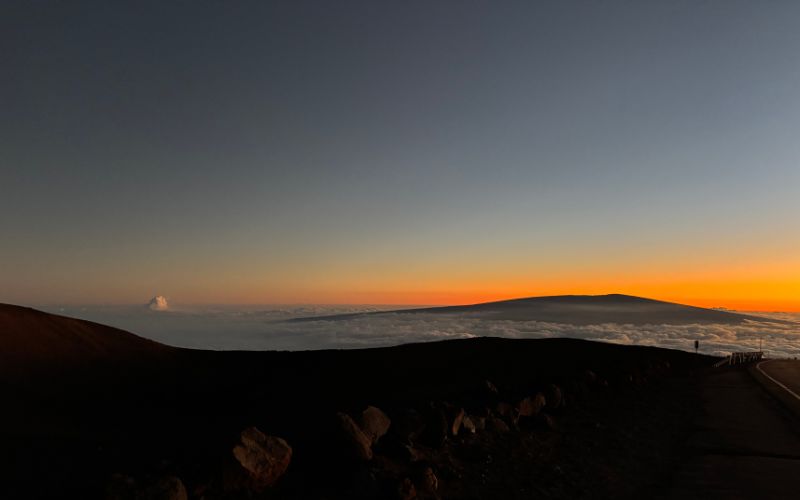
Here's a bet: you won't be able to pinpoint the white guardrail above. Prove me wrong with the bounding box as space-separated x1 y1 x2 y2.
713 351 764 368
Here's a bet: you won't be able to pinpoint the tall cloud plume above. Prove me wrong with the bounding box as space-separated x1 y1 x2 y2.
147 295 169 311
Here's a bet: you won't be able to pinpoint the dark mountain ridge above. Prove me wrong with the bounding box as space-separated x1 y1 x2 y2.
290 293 775 325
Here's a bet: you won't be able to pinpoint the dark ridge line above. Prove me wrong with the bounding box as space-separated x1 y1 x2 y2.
286 293 782 324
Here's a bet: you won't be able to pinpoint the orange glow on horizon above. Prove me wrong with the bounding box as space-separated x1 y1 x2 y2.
41 240 799 312
226 280 800 312
219 244 800 311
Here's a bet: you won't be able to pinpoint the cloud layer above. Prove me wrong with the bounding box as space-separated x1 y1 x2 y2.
50 306 800 359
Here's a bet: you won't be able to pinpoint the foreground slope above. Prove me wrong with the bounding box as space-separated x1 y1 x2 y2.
1 304 715 499
0 303 171 375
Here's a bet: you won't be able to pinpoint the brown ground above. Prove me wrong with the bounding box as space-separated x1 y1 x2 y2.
1 304 717 499
0 304 169 377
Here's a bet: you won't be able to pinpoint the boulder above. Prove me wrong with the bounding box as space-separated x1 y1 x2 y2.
467 380 501 408
487 416 510 433
461 415 477 434
473 407 492 418
517 393 546 417
420 467 439 494
106 474 188 500
358 406 391 444
495 402 513 417
446 406 465 436
397 478 417 500
106 474 136 500
377 433 419 462
535 413 557 431
348 463 379 498
335 412 374 460
392 408 427 444
232 427 292 490
400 443 420 462
138 476 188 500
545 384 563 410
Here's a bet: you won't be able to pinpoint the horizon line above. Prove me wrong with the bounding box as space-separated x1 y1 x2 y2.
13 293 800 314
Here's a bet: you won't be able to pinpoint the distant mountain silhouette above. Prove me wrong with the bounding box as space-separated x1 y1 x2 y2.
291 294 777 325
0 303 171 375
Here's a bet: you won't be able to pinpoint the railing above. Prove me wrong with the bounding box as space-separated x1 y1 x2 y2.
713 351 764 368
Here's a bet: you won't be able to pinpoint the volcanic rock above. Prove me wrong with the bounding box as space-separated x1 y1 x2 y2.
106 474 136 500
545 384 563 410
535 413 557 431
392 408 427 444
138 476 188 500
232 427 292 490
377 432 420 462
420 467 439 493
461 415 477 434
517 393 546 417
487 417 510 433
106 474 188 500
335 412 374 460
495 402 513 417
397 477 417 500
358 405 391 444
445 406 465 436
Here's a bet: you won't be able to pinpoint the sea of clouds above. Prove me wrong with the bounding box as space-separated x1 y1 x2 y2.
44 305 800 358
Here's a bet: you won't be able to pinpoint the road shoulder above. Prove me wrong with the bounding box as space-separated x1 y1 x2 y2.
750 360 800 420
661 367 800 499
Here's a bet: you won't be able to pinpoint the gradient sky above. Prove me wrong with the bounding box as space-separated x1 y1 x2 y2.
2 1 800 310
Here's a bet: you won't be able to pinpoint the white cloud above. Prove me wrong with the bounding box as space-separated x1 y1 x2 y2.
288 313 800 358
52 306 800 358
147 295 169 311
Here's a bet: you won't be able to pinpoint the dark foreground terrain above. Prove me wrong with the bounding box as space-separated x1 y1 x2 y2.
662 364 800 499
2 304 716 499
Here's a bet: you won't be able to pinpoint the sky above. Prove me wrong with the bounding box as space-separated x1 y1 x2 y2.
2 1 800 311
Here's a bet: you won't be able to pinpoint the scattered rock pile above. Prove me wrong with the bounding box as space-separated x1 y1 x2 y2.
106 474 187 500
103 358 676 499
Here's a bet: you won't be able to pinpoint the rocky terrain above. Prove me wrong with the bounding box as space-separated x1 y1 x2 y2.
1 304 714 499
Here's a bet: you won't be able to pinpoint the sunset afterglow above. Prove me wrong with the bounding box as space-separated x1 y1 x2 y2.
3 1 799 312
